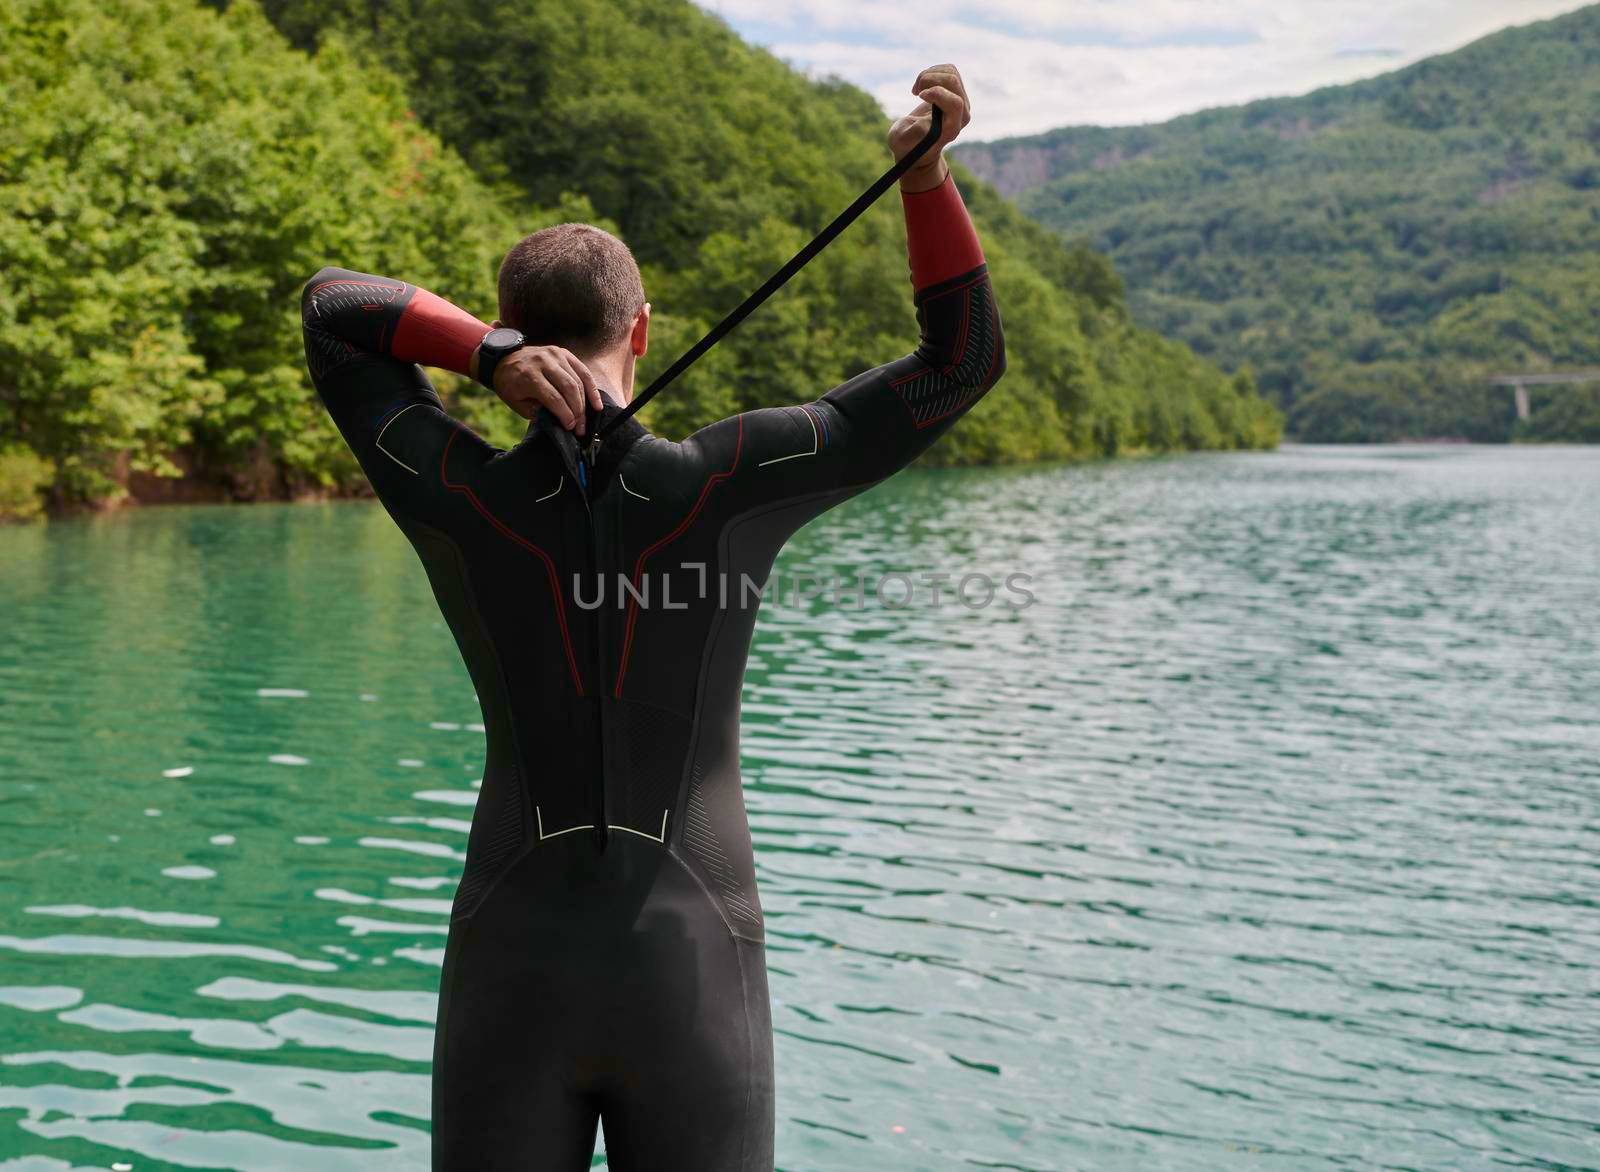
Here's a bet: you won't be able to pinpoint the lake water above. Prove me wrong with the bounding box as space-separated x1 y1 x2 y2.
0 445 1596 1171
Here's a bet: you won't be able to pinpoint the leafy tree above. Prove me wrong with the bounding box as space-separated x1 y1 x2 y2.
0 0 1279 520
0 0 530 509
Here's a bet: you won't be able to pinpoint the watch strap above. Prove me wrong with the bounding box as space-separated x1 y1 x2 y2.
475 329 526 391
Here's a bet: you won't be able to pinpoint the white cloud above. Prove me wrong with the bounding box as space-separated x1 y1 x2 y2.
698 0 1592 139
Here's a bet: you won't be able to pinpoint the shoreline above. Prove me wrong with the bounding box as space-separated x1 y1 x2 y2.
13 438 1600 526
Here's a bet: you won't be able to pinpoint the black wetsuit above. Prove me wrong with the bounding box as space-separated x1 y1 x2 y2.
301 174 1003 1170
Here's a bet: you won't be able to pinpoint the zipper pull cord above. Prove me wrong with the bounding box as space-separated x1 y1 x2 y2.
597 106 943 441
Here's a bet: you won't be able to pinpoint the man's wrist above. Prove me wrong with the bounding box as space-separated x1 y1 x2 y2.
898 154 949 194
901 164 984 290
474 327 527 391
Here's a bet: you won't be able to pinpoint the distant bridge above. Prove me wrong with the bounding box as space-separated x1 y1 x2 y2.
1487 370 1600 421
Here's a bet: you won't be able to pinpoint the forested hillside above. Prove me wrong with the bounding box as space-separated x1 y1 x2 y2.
0 0 1279 520
958 5 1600 443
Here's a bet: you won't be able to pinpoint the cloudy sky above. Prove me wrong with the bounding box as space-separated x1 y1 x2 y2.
698 0 1591 141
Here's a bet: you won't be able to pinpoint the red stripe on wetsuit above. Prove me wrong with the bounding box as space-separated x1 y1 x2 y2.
390 289 489 374
901 171 985 292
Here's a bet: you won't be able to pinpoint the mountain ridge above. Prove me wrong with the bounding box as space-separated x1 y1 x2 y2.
957 4 1600 442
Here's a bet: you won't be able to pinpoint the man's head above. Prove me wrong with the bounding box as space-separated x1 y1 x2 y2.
496 223 650 392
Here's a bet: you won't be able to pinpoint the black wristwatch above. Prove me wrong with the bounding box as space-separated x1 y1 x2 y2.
474 327 526 390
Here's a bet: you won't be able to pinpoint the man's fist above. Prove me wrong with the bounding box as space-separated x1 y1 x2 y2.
491 346 604 433
888 64 972 192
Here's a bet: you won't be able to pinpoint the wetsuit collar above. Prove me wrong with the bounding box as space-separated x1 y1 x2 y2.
585 394 648 495
520 394 648 500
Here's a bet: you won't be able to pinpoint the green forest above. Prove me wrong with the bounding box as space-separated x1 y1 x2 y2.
958 5 1600 444
0 0 1280 521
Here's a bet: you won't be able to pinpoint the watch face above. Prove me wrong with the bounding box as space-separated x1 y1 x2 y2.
484 327 523 352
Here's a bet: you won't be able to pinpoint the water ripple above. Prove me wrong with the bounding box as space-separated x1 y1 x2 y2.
0 449 1596 1169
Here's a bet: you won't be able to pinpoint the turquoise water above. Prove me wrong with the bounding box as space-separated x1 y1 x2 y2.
1 444 1597 1170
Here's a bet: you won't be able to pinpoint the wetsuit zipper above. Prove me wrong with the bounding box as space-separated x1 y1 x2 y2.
578 437 610 853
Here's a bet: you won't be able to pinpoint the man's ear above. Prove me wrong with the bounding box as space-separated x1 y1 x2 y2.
631 303 650 358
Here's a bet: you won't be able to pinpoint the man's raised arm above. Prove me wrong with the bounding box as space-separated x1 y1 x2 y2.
300 267 603 513
683 65 1006 509
299 268 488 517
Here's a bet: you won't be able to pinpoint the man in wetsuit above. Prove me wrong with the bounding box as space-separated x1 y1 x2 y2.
301 65 1002 1171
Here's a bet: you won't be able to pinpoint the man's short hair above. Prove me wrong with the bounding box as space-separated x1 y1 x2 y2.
497 223 645 354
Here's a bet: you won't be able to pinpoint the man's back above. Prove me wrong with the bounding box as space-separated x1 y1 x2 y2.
306 246 1001 936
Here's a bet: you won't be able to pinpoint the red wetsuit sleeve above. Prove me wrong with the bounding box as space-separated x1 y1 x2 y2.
390 288 490 375
901 171 985 292
301 266 491 531
300 267 488 377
